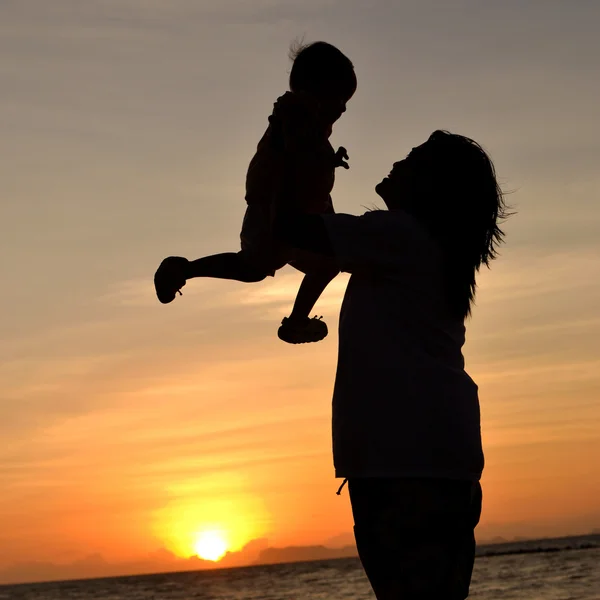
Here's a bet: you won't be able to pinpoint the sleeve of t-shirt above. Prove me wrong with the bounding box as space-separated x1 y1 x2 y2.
320 210 428 274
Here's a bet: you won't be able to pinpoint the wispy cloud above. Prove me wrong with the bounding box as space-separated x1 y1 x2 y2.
2 0 600 579
100 270 349 311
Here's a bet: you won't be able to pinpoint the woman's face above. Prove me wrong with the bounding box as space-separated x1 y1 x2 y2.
375 140 431 209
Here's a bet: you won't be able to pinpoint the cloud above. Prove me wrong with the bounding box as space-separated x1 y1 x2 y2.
0 264 344 442
2 0 600 582
100 269 349 311
3 532 600 585
0 538 271 585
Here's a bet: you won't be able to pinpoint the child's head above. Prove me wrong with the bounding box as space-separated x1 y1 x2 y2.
377 130 510 318
289 41 357 124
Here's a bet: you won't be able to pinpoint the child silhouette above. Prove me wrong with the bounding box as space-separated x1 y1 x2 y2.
154 41 356 344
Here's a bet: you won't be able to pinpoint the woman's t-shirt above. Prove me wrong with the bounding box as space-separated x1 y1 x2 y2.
321 209 484 482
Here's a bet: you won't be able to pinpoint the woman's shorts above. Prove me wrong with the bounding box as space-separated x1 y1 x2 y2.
348 477 482 600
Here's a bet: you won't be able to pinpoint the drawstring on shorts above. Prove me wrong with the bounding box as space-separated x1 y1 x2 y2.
336 478 348 496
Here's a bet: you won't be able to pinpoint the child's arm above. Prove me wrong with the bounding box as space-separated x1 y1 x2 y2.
267 94 330 247
270 91 324 153
272 94 349 168
270 92 341 217
271 117 335 257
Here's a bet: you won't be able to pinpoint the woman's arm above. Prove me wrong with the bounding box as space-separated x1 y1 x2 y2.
273 208 334 256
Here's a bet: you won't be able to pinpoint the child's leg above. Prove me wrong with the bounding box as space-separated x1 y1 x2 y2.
277 265 339 344
288 268 338 321
186 252 268 283
154 251 269 304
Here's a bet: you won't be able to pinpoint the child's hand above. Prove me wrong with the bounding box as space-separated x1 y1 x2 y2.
334 146 350 169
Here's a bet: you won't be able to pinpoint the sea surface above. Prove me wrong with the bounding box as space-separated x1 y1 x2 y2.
2 538 599 600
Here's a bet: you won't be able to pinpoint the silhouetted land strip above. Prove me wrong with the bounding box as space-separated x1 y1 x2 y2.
475 533 600 558
2 534 598 587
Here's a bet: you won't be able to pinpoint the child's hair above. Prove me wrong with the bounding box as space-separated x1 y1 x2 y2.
404 130 510 319
289 41 357 98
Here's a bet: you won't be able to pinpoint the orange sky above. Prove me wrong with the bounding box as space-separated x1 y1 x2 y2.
1 0 600 585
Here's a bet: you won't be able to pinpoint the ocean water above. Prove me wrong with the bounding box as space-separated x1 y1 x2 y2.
2 545 599 600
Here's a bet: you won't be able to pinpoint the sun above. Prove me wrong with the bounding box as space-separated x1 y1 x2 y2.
193 530 228 562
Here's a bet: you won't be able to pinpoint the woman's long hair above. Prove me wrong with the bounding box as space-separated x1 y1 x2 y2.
406 130 511 319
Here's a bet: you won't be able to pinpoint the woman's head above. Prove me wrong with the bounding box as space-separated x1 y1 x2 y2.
289 41 357 124
377 130 509 318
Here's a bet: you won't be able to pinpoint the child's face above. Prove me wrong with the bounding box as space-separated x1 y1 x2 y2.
313 84 355 125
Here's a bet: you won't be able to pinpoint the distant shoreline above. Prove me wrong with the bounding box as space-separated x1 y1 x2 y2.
2 533 599 588
475 532 600 558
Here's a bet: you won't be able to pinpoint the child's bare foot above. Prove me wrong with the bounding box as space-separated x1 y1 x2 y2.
277 316 328 344
154 256 189 304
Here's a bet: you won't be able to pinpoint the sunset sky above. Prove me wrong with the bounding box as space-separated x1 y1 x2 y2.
1 0 600 585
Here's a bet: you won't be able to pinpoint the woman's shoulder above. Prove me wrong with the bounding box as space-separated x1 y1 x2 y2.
362 209 439 247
